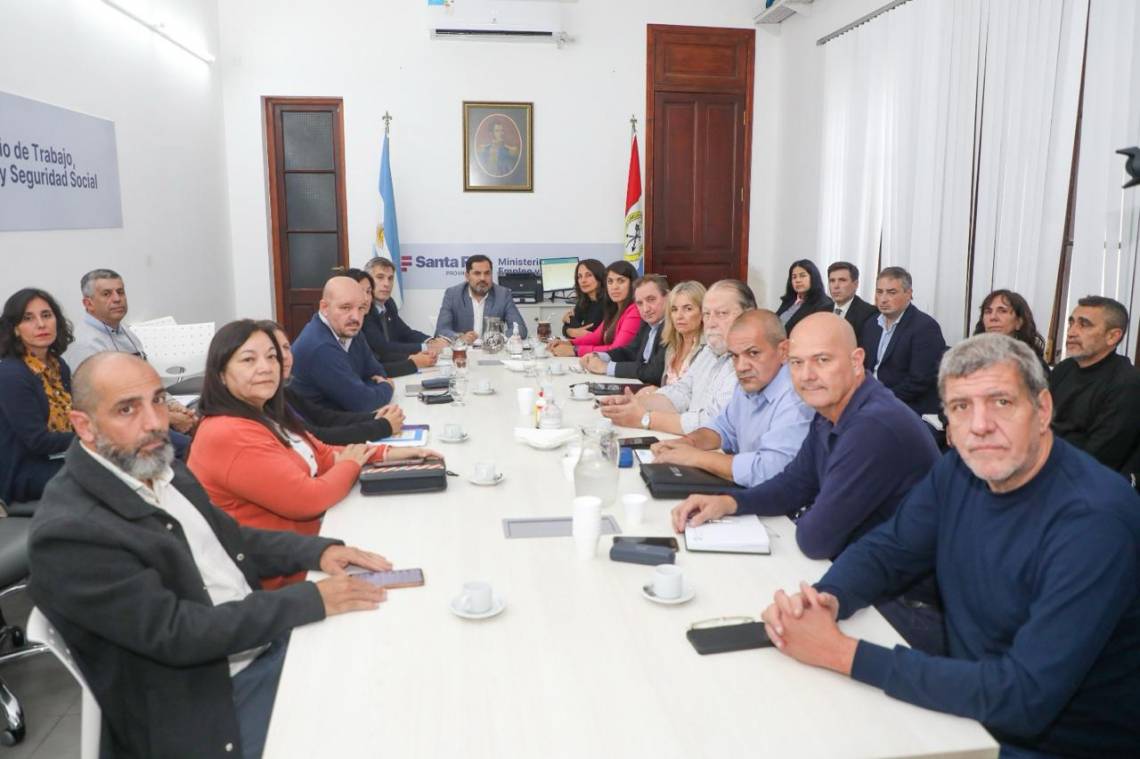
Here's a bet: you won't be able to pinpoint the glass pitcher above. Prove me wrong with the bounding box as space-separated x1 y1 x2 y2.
482 316 506 354
573 424 619 508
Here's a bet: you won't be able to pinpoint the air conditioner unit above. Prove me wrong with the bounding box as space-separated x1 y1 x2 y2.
429 0 571 46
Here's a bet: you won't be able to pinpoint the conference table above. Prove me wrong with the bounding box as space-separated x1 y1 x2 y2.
264 351 999 759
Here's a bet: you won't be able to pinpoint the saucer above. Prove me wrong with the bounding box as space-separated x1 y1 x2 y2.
641 581 696 606
449 594 506 620
471 388 496 396
569 394 593 402
468 473 505 486
439 433 470 443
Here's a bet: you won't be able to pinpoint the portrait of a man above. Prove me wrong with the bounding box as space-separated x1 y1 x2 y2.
463 101 533 191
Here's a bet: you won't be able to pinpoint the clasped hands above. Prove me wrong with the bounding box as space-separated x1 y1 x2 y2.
760 581 857 675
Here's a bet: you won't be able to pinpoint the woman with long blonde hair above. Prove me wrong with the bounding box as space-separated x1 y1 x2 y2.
660 281 706 386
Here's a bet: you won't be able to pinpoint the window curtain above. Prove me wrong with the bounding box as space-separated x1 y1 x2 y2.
817 0 1087 344
1064 0 1140 360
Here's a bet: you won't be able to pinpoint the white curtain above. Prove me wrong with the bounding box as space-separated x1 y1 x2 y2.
969 0 1087 346
817 0 1088 344
1064 0 1140 360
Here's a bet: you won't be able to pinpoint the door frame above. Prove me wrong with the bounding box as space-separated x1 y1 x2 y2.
645 24 755 280
263 96 350 327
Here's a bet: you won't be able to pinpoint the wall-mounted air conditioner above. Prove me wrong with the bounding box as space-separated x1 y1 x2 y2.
429 0 572 47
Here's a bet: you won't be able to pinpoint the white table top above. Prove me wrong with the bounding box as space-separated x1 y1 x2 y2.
264 352 998 759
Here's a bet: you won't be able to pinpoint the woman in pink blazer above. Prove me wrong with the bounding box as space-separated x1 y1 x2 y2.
551 260 641 357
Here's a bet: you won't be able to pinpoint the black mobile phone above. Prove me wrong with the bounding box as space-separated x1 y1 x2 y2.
612 536 679 550
618 436 660 449
686 622 773 655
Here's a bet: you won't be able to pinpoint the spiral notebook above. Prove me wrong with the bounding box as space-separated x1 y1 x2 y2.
683 516 770 555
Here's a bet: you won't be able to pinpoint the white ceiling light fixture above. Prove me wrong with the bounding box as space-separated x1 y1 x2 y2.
100 0 215 64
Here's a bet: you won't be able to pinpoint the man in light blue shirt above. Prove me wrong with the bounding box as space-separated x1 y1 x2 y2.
651 310 813 486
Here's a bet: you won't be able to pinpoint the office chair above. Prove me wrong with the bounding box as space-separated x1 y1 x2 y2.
27 609 101 759
0 512 47 746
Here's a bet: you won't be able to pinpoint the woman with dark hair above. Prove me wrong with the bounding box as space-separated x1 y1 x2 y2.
188 320 433 588
561 259 607 338
344 267 419 378
263 320 405 445
973 289 1049 368
775 259 834 334
0 288 76 504
550 261 641 357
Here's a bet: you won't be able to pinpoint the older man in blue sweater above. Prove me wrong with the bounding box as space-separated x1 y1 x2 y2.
290 277 395 413
761 333 1140 758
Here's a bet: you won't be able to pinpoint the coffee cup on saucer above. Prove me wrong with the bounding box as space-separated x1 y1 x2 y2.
473 461 497 483
455 581 493 614
652 565 683 600
571 384 590 400
443 423 465 440
549 363 566 376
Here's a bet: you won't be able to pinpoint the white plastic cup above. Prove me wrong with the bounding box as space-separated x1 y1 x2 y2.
653 564 683 600
457 581 493 614
572 496 603 559
622 493 648 527
516 387 535 414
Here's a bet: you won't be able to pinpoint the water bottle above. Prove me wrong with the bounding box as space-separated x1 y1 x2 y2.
573 424 619 508
507 323 524 357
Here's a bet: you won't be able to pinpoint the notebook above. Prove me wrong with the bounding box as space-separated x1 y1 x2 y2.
370 424 429 447
638 462 741 498
684 516 770 555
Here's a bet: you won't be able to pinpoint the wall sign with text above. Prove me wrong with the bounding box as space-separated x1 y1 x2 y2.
0 91 123 232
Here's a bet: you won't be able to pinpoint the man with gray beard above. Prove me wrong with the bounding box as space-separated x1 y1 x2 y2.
597 279 754 434
28 353 394 759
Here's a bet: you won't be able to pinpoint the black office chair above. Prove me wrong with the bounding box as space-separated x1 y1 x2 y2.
0 504 47 746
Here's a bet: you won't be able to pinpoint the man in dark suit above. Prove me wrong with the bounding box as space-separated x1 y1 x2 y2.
581 274 669 385
357 259 442 378
861 266 946 416
435 255 527 342
827 261 878 347
28 353 390 759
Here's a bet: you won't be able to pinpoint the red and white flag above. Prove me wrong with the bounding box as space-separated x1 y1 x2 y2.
623 134 644 273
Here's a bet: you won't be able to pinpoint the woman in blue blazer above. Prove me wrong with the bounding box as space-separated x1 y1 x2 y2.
0 288 76 504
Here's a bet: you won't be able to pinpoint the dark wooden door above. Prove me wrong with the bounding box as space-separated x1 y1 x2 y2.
646 25 754 286
264 97 350 337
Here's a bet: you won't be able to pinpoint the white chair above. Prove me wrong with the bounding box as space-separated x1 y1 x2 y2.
25 609 100 759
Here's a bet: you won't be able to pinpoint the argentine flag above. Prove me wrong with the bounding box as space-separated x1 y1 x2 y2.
373 132 403 306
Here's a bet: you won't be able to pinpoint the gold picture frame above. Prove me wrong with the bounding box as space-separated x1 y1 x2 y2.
463 101 533 192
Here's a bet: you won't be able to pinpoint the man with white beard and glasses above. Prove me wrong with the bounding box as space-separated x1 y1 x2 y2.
757 333 1140 758
596 279 755 434
28 353 394 758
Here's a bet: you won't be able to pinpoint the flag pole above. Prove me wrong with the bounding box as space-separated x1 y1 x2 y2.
383 111 392 135
630 113 637 137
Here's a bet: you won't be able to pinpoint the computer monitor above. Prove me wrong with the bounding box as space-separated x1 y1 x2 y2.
540 256 579 294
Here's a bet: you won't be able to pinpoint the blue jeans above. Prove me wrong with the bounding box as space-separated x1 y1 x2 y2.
232 637 289 759
875 598 947 656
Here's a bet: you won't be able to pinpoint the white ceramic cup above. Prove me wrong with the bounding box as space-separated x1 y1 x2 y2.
571 384 590 399
653 564 683 600
476 378 492 393
473 461 497 482
572 496 603 559
456 581 493 614
622 493 648 527
443 423 464 440
516 387 535 414
550 363 566 376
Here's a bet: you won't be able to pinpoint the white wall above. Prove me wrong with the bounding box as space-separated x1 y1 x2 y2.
218 0 763 330
0 0 233 329
748 0 890 308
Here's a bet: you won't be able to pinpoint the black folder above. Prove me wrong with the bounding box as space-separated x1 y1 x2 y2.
359 461 447 495
638 463 741 499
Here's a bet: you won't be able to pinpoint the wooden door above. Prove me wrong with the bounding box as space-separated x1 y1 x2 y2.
646 25 754 286
264 97 350 337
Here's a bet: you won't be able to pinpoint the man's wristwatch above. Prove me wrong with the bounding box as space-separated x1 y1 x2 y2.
640 412 651 429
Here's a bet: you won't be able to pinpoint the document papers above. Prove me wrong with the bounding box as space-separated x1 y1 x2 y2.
684 515 770 555
370 425 429 447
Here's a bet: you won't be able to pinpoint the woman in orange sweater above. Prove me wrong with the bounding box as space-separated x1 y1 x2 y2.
189 320 434 588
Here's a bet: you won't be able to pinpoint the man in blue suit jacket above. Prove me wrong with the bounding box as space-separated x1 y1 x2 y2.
435 255 527 342
362 258 446 358
861 267 946 416
290 277 395 413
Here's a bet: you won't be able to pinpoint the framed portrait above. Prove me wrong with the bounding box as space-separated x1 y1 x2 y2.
463 101 533 192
